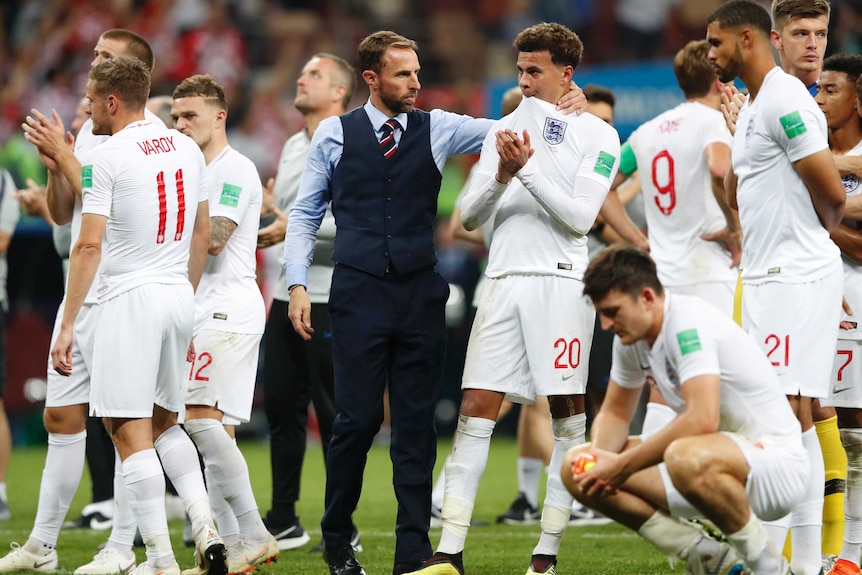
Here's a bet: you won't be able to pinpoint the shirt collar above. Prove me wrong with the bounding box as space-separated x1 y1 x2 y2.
363 99 408 133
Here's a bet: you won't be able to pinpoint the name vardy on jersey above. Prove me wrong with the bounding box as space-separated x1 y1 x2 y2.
137 136 177 155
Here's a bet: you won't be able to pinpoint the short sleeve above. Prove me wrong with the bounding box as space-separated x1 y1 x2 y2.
209 176 252 224
702 118 732 149
81 155 113 218
665 314 721 384
610 337 647 389
764 90 828 164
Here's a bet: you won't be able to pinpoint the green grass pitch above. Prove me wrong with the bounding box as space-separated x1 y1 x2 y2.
1 437 678 574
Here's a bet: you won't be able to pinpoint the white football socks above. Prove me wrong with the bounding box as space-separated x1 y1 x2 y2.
123 449 174 567
105 447 136 553
640 402 676 440
727 512 785 575
437 415 495 554
840 428 862 566
431 456 450 511
790 427 824 575
154 425 212 535
518 457 544 510
29 431 86 547
533 413 586 557
185 418 269 543
637 511 701 557
205 467 240 547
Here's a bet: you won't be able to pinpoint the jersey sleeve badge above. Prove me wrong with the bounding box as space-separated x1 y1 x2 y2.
676 328 702 356
81 165 93 189
779 111 807 139
593 151 617 179
219 183 242 207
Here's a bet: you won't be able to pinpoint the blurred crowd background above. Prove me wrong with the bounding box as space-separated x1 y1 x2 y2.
4 0 862 442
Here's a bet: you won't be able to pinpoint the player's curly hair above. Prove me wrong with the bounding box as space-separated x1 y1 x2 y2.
514 22 583 70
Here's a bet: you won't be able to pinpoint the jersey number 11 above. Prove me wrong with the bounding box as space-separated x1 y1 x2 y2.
156 169 186 244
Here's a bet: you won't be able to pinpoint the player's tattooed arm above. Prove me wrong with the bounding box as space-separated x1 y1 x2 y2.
208 215 238 256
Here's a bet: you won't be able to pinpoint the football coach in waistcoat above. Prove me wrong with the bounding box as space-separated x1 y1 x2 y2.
282 30 493 575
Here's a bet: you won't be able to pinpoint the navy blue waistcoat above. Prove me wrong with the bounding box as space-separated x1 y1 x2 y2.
330 108 442 277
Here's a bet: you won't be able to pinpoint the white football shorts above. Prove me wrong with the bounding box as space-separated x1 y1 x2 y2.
741 267 842 398
821 338 862 409
461 274 595 403
183 328 261 424
46 300 97 407
90 283 194 418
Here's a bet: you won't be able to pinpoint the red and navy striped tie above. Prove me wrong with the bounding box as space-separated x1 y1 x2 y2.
380 119 399 159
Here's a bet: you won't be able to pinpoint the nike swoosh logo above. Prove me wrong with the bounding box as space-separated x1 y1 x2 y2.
90 517 113 530
833 380 853 394
34 560 54 569
270 525 299 539
562 373 576 381
119 561 135 574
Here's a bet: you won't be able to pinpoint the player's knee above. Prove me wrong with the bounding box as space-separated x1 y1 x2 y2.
458 389 501 420
43 405 86 434
664 437 708 488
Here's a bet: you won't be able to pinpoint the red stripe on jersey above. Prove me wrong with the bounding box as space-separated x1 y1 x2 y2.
174 169 185 241
156 171 167 244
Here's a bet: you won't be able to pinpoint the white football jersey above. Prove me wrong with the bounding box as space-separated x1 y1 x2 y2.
470 96 620 280
81 121 208 300
612 294 801 443
628 102 737 286
272 130 336 304
733 67 840 283
838 140 862 341
72 110 166 303
194 145 265 334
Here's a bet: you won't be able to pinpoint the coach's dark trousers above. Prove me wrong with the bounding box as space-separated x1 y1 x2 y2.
321 263 449 566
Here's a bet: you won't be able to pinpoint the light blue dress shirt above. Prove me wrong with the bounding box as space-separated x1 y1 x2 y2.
283 100 494 288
